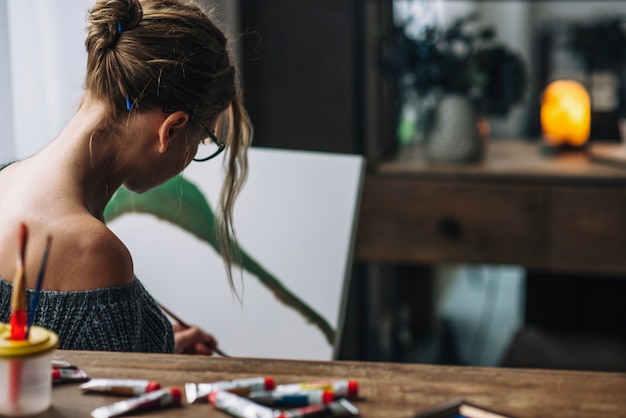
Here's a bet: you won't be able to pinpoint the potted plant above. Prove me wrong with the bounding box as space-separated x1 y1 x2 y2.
384 12 528 162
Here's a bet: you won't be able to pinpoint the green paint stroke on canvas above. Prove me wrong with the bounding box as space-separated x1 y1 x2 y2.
103 175 336 346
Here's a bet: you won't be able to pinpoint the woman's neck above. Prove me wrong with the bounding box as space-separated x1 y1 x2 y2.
39 98 127 220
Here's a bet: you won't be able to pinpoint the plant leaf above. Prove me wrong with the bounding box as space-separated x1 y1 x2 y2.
104 175 336 345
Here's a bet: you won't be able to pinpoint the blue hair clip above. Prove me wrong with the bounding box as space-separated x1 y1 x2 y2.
125 96 132 111
117 22 124 33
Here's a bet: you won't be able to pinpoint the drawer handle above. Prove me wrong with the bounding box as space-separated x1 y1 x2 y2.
437 216 462 239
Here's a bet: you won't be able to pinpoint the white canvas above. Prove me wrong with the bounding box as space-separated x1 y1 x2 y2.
108 147 365 360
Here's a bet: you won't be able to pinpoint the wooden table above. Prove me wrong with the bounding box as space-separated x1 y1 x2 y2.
44 350 626 418
355 140 626 275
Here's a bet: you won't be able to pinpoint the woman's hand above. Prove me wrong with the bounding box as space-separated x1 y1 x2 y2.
173 322 219 355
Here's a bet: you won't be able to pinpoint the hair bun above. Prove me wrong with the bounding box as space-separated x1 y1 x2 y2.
88 0 143 49
114 0 142 32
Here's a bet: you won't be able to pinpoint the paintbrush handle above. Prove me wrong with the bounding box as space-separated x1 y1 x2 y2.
213 346 229 357
157 303 190 328
28 236 52 332
10 267 26 311
157 303 229 357
9 311 26 340
10 223 28 340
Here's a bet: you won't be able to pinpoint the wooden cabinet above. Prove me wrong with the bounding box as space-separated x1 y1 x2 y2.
549 187 626 274
355 141 626 276
356 177 547 266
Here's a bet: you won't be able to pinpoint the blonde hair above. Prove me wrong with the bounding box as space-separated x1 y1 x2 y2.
86 0 251 290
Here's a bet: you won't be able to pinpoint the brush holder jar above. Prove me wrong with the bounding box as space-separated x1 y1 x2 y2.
0 323 58 416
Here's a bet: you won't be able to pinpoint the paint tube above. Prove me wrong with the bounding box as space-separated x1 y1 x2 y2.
80 378 161 395
52 367 89 384
90 387 181 418
185 376 275 403
275 380 358 398
275 399 361 418
248 389 334 407
209 390 275 418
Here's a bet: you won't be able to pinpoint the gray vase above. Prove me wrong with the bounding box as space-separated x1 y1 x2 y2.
426 94 485 163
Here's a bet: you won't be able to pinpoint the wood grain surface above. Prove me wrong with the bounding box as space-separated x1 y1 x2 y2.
42 350 626 418
355 140 626 274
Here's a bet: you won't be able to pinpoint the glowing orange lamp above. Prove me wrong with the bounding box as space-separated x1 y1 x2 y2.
540 80 591 147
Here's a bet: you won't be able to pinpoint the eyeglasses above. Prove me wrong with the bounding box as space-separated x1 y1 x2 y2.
194 124 225 162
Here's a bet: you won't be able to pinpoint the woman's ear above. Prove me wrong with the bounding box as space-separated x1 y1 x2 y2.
157 111 190 153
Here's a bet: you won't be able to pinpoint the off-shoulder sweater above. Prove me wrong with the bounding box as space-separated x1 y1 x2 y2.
0 278 175 353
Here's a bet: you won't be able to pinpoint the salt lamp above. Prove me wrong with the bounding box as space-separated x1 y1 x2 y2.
540 80 591 147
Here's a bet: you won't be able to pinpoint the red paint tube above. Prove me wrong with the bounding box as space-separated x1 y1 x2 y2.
80 378 161 395
51 359 76 369
89 387 181 418
248 389 334 407
275 380 358 399
52 367 89 384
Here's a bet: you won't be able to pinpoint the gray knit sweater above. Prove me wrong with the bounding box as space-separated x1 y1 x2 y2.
0 278 175 353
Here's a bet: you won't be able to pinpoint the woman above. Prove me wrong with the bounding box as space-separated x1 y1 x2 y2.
0 0 251 354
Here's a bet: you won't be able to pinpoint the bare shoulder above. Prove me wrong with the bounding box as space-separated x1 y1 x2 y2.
43 216 134 291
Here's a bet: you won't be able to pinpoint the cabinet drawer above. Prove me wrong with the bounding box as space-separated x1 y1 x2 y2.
549 187 626 274
355 177 547 265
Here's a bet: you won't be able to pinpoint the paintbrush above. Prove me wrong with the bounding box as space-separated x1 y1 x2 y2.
9 223 28 408
27 235 52 337
157 302 229 357
10 223 28 340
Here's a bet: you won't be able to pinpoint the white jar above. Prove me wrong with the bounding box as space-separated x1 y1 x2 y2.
0 323 59 416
